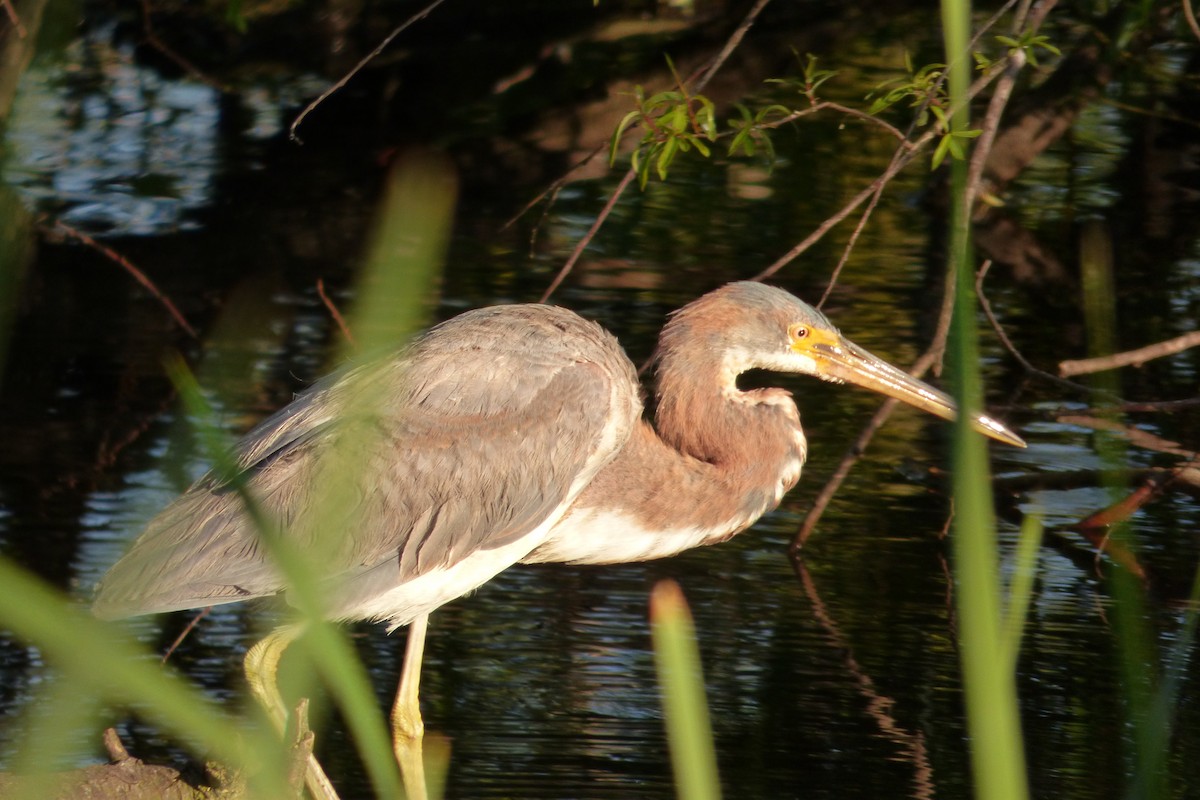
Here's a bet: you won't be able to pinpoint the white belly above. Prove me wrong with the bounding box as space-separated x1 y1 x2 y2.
524 503 768 566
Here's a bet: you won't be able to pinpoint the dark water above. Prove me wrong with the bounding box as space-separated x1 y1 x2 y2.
2 3 1199 799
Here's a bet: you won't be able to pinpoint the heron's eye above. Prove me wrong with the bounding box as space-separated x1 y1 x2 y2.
791 325 809 340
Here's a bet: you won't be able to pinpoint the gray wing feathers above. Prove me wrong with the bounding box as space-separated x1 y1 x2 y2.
93 304 639 621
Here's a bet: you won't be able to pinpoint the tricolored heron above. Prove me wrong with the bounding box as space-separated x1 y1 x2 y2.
93 282 1023 796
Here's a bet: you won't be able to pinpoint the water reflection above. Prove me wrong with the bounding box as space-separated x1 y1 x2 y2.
6 26 218 236
0 5 1198 799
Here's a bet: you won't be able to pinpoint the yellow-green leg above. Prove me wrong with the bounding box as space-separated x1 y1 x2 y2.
391 614 429 800
244 626 340 800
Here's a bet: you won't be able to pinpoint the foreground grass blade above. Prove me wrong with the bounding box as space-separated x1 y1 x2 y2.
0 557 293 797
942 0 1031 797
650 580 722 800
1002 514 1044 673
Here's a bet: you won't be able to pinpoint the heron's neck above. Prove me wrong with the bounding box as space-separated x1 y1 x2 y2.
523 356 807 566
654 355 803 469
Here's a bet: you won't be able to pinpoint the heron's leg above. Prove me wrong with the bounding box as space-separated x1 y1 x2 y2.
245 626 340 800
391 614 429 800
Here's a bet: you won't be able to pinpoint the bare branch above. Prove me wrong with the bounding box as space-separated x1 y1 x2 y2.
1 0 26 38
693 0 773 93
317 279 356 347
539 169 637 303
1184 0 1200 43
1059 331 1200 376
975 260 1096 395
47 220 199 338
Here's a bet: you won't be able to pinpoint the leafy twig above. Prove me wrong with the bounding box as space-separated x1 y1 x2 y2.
540 0 776 300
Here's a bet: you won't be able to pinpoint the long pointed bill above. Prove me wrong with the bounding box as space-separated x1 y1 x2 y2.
809 336 1026 448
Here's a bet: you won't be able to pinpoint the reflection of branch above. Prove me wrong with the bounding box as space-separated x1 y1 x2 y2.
46 219 199 338
1059 331 1200 377
1055 414 1196 458
794 560 936 800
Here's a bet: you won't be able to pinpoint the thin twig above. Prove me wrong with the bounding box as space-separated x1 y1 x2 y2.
975 260 1094 394
290 0 449 143
502 144 604 231
161 607 211 663
763 101 914 145
693 0 773 93
1 0 27 38
539 169 636 302
793 264 962 552
965 50 1024 211
753 142 924 281
317 279 356 346
757 44 1020 284
817 146 900 308
789 13 1043 547
48 220 199 338
138 0 226 91
1184 0 1200 43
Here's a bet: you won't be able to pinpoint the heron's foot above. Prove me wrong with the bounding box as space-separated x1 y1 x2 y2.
244 628 340 800
390 689 428 800
390 697 425 745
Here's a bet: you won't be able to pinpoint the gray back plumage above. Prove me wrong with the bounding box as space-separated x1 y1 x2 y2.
93 304 640 621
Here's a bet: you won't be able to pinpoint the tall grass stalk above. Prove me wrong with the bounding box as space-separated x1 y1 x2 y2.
1078 222 1168 800
650 580 722 800
941 0 1031 798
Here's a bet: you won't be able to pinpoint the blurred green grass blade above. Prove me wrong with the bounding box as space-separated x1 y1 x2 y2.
168 356 405 799
9 662 104 800
1079 221 1167 800
343 149 458 358
166 150 458 800
650 580 722 800
942 0 1031 798
1001 513 1044 673
0 557 292 796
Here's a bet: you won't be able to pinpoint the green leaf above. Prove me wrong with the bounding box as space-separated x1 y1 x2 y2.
610 110 642 165
656 137 679 181
932 135 952 169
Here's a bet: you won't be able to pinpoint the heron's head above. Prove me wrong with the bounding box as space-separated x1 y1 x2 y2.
659 282 1025 447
